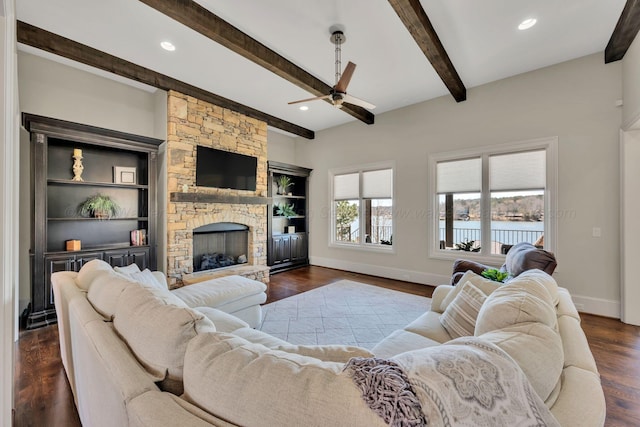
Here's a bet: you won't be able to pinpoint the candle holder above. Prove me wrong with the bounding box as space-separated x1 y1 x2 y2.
72 149 84 181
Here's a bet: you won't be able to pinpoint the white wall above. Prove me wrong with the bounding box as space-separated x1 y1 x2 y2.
620 32 640 324
267 130 297 163
17 51 165 303
622 33 640 129
297 53 622 316
1 0 18 424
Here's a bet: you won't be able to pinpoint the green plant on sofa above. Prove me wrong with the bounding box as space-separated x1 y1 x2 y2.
481 268 509 282
78 194 120 219
274 203 296 218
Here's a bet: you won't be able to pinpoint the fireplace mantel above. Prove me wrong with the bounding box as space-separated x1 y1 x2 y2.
170 192 271 205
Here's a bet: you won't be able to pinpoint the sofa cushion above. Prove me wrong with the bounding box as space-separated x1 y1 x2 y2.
440 271 501 312
404 311 453 343
371 329 442 359
475 278 557 336
195 307 250 332
114 285 216 394
182 332 387 427
480 323 564 403
440 281 487 339
76 259 114 290
170 275 267 308
88 270 188 321
513 269 560 306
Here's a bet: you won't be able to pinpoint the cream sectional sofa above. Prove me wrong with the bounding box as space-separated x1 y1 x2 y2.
52 260 605 426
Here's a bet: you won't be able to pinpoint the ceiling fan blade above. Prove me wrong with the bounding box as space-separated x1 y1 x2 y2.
334 61 356 93
288 94 331 105
343 94 376 110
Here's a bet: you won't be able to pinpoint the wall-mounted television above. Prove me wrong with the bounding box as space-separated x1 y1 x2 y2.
195 146 257 191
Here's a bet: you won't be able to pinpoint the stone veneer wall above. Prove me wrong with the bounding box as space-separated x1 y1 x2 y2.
166 91 268 287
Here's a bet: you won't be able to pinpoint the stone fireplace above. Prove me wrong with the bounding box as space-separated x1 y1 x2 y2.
165 91 269 287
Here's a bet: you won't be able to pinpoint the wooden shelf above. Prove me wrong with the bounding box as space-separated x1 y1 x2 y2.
48 217 148 222
273 215 305 219
48 179 148 189
273 195 305 200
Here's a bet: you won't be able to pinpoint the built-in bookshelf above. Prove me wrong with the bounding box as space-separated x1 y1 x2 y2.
23 114 161 329
267 161 312 273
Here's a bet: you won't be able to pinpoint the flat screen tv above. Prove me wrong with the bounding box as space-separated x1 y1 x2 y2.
195 146 257 191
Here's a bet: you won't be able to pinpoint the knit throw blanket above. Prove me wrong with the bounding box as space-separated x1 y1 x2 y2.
344 338 560 427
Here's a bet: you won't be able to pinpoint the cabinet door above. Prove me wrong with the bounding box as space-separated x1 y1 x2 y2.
129 247 150 270
272 235 291 264
45 254 76 309
76 251 104 269
290 234 308 261
104 249 130 267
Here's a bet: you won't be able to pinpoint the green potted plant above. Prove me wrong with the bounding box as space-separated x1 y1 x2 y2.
78 194 120 219
274 203 296 218
276 175 294 195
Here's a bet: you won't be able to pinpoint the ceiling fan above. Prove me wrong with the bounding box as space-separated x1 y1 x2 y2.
288 29 376 110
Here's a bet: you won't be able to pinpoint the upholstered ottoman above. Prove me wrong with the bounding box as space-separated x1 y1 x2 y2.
171 275 267 328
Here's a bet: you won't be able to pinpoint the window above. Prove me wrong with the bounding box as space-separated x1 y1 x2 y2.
429 137 557 260
331 163 394 250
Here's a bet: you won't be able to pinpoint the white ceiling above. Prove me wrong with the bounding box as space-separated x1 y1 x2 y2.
16 0 627 136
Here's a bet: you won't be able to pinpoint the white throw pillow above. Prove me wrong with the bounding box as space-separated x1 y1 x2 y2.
440 281 487 339
130 269 165 290
114 263 141 277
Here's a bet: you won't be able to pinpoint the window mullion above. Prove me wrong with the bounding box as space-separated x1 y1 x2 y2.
480 154 492 255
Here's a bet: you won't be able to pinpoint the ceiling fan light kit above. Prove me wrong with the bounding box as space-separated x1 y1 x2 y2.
288 27 376 111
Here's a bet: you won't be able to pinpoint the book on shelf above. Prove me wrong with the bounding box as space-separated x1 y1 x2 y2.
130 229 147 246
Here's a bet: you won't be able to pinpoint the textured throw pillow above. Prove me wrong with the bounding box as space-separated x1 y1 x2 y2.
440 281 487 339
440 270 501 312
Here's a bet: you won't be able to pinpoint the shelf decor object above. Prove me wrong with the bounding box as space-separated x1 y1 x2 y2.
78 194 120 219
72 148 84 181
114 166 137 184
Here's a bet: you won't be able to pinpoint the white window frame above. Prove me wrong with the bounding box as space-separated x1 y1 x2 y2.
329 161 396 253
428 137 558 264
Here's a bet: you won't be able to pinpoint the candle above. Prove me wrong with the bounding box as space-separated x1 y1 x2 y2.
73 148 82 157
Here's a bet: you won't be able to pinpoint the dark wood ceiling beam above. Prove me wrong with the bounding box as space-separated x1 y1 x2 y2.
605 0 640 63
16 21 314 139
388 0 466 102
138 0 374 125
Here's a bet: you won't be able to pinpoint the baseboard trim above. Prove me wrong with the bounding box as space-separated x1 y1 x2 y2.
570 294 620 319
309 256 450 287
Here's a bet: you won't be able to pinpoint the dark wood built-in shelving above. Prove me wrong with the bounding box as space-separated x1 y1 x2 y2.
267 161 312 273
23 113 162 329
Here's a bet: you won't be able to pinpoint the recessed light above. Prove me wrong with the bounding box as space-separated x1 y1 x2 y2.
299 105 309 111
518 18 537 30
160 41 176 51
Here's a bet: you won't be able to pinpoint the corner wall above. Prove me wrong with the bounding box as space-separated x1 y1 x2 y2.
297 53 623 316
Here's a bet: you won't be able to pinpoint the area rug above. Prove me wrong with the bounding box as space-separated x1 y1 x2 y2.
258 280 431 350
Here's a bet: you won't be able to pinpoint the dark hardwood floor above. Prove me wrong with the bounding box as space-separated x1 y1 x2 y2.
13 266 640 426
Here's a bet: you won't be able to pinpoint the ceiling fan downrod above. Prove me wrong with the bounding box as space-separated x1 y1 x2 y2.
330 30 345 87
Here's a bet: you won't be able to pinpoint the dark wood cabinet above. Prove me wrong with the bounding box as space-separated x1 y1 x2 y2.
23 114 161 329
267 162 312 273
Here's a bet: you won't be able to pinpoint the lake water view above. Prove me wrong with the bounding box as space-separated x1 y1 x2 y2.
439 220 544 246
